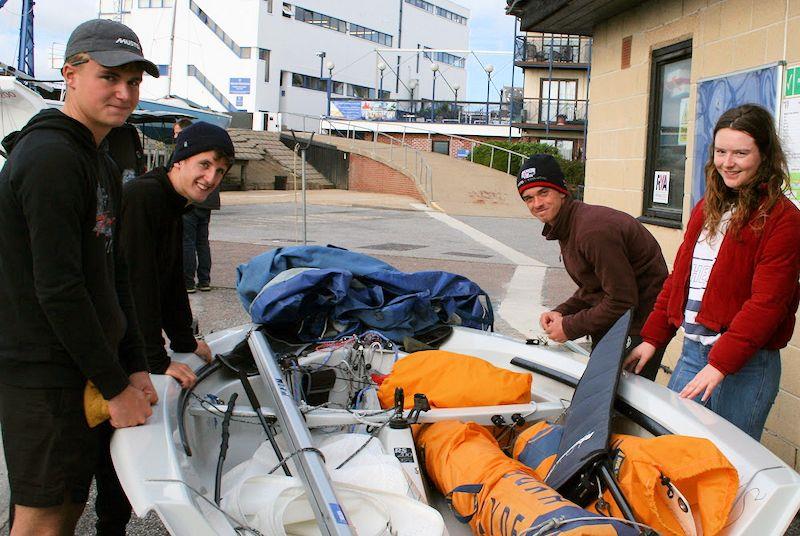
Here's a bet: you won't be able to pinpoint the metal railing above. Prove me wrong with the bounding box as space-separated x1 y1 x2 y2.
519 97 588 126
330 98 522 126
280 112 435 203
314 115 530 176
514 35 592 65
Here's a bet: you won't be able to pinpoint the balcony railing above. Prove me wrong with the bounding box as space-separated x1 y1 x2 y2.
518 97 588 126
330 98 523 125
514 35 592 65
326 97 586 127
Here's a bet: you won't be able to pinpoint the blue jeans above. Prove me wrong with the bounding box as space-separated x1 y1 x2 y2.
668 338 781 441
183 208 212 287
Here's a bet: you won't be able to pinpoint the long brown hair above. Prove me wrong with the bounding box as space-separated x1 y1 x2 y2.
702 104 790 236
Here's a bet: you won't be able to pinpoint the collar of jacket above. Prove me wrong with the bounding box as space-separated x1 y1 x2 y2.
542 196 577 241
154 167 193 215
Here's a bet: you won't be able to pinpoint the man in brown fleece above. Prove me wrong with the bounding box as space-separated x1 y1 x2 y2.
518 154 668 380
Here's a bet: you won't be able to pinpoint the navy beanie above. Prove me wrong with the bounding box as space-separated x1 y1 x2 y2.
516 154 569 196
170 121 235 168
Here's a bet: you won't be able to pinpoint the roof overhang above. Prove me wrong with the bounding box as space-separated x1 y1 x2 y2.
506 0 646 36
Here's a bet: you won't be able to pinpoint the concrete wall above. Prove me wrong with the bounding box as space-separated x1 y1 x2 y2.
348 153 425 201
585 0 800 466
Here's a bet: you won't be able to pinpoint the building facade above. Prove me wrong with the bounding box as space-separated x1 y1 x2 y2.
511 31 591 159
509 0 800 467
99 0 469 129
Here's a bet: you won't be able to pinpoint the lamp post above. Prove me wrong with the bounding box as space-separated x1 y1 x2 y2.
316 51 326 78
325 60 335 116
430 63 439 122
408 78 418 117
485 64 494 124
377 61 386 99
452 83 460 121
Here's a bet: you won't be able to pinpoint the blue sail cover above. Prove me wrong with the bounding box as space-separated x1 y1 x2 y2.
236 246 493 343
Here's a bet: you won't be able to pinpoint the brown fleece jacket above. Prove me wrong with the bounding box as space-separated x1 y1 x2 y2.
543 198 668 341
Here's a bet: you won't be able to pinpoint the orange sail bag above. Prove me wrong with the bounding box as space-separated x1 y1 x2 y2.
377 350 531 409
513 422 739 536
415 421 638 535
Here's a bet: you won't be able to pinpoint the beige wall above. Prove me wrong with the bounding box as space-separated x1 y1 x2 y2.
584 0 800 466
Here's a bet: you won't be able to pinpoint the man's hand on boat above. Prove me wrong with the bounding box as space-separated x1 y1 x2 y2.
166 361 198 389
540 311 568 343
129 371 159 405
194 340 213 363
108 384 154 428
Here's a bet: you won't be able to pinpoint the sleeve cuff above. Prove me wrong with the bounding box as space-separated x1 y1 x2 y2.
91 367 130 400
169 335 198 354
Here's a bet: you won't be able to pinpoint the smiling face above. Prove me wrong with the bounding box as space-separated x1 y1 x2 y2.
713 127 763 190
521 186 567 225
62 59 142 144
168 151 229 203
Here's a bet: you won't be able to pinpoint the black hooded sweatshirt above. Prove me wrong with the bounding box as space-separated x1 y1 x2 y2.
120 167 198 374
0 109 147 399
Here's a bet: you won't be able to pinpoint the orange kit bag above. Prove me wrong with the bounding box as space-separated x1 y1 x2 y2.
513 422 739 536
415 421 638 535
377 350 531 409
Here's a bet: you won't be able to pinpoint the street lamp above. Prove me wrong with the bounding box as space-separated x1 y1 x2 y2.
377 61 386 98
325 60 335 116
452 83 460 121
408 78 418 117
316 51 326 78
430 62 439 122
485 64 494 124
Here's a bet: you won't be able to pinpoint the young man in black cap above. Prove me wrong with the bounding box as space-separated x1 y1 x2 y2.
0 18 159 535
121 122 235 388
518 154 669 379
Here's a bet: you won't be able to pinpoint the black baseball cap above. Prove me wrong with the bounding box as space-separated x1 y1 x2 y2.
65 19 160 78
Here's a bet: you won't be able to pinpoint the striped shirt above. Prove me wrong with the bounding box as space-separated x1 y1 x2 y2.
681 210 732 345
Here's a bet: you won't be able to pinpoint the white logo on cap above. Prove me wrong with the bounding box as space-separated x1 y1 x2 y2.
520 167 538 180
115 37 142 51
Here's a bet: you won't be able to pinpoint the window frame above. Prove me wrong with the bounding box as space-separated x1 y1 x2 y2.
640 39 692 227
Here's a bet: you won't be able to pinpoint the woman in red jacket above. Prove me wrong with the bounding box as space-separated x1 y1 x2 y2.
624 104 800 440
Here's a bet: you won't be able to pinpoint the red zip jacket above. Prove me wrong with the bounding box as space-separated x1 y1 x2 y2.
641 196 800 375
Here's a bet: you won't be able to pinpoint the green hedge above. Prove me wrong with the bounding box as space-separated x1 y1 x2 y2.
470 141 585 188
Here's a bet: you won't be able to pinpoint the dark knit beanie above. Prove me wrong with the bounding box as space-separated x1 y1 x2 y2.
516 154 569 196
170 121 235 168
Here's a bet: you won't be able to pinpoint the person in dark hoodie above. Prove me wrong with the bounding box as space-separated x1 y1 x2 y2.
120 122 235 388
0 19 159 535
518 154 669 379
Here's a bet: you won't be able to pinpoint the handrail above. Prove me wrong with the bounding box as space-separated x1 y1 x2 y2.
322 116 529 176
279 112 435 204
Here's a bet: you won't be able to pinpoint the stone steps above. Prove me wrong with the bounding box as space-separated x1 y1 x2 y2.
227 129 333 190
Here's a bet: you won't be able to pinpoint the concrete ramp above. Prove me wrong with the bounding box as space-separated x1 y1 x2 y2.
301 133 530 218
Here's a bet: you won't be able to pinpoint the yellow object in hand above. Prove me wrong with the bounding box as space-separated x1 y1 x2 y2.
84 381 110 428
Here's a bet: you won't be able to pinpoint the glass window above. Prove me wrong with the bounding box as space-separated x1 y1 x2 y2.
642 40 692 224
432 140 450 155
259 49 270 82
541 139 574 160
264 0 272 13
539 79 578 122
157 64 170 76
292 73 304 87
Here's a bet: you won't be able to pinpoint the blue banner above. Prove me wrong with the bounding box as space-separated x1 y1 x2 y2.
692 66 778 206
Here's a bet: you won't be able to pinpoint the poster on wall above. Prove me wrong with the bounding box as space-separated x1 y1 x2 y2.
330 100 362 120
361 100 397 121
692 65 779 206
780 72 800 208
678 98 689 145
653 171 671 204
